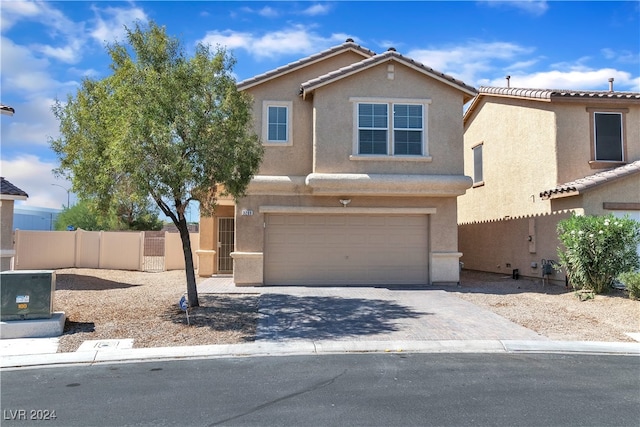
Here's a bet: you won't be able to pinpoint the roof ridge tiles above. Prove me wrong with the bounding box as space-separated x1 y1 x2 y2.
478 86 640 99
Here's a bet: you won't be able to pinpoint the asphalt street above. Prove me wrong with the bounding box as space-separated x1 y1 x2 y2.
2 353 638 426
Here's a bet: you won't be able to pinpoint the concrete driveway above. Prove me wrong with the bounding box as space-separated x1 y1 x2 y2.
198 277 547 343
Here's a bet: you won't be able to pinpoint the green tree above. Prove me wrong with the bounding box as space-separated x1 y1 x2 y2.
51 21 263 306
557 213 640 293
54 200 104 231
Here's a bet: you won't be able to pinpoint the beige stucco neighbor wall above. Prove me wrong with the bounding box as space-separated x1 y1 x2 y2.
165 232 199 271
459 99 558 223
459 210 574 284
1 200 15 271
13 230 198 272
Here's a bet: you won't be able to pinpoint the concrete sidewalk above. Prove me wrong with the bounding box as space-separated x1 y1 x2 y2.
2 276 639 369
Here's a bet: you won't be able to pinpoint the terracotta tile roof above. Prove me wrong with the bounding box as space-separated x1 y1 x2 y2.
300 49 477 102
236 40 376 91
464 86 640 124
477 86 640 101
1 177 28 198
1 104 15 116
539 160 640 200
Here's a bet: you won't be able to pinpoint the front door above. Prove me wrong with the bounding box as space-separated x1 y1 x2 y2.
217 217 234 273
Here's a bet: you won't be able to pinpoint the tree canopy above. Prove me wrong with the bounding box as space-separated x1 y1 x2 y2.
51 21 263 306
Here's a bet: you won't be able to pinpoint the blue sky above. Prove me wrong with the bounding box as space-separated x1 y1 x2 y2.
1 1 639 217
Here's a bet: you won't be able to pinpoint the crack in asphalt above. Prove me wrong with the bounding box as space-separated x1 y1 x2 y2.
208 369 348 426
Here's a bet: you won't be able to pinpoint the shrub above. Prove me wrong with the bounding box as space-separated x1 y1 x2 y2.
557 213 640 294
618 271 640 300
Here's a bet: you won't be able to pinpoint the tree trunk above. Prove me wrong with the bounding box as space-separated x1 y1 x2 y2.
177 215 199 307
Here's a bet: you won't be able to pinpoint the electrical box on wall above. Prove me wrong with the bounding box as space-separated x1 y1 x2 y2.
1 270 56 320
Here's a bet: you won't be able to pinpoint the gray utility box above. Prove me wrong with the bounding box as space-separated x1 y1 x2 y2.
1 270 56 320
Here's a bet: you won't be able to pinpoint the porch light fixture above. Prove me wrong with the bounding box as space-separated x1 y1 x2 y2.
339 199 351 207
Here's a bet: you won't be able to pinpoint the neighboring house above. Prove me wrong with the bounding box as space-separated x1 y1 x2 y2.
1 178 29 271
199 40 476 286
458 84 640 283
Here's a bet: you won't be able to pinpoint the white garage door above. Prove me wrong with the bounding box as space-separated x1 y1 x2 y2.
264 214 429 286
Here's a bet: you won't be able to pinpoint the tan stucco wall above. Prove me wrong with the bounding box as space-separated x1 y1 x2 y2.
1 200 15 271
459 96 640 281
459 211 574 284
312 61 466 175
246 51 369 177
555 102 640 183
459 98 558 223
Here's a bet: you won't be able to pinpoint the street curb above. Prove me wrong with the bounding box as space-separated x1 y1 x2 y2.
2 340 639 369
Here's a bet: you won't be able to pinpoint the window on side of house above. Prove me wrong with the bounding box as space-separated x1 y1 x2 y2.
472 143 484 186
587 107 628 168
594 112 623 161
262 101 292 145
353 98 430 158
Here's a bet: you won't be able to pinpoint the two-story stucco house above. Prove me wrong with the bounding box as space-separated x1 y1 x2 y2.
458 84 640 282
199 40 476 286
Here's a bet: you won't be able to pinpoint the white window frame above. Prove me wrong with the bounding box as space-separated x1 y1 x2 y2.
349 97 432 162
262 100 292 146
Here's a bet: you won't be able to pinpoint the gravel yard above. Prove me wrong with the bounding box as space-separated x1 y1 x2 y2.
53 268 640 353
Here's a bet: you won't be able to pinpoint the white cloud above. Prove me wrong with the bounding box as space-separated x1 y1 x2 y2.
200 26 350 59
300 4 333 16
480 0 549 16
1 1 86 64
258 6 279 18
0 155 71 209
90 4 149 44
1 97 60 147
601 48 640 64
1 37 78 97
408 41 535 84
486 68 638 92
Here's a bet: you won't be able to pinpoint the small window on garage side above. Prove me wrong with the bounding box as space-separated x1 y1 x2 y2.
472 143 484 186
262 101 292 145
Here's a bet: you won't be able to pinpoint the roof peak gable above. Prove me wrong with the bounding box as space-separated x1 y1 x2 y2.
300 49 477 101
237 40 375 91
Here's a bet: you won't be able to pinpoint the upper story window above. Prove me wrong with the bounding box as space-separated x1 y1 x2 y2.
351 97 431 160
594 112 623 161
472 142 484 186
262 101 292 145
587 107 628 168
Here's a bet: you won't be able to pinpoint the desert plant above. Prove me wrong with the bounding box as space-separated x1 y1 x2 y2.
557 213 640 294
617 271 640 300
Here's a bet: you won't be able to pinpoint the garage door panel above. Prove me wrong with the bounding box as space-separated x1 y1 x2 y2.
265 214 428 286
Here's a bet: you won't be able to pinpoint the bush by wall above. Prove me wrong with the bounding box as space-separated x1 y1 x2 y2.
557 214 640 294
